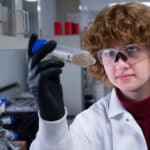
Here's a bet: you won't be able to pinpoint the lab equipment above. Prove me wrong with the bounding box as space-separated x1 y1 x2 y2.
0 128 19 141
0 138 20 150
0 138 8 150
0 127 20 150
0 97 20 150
0 98 8 115
7 141 20 150
32 39 96 67
0 115 15 126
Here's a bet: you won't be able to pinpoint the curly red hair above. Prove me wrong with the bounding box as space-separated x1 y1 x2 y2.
82 2 150 88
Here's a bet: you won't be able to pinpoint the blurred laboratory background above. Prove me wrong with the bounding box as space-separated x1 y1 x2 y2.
0 0 149 149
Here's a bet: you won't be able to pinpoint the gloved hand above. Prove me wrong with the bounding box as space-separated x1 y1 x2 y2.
27 34 65 121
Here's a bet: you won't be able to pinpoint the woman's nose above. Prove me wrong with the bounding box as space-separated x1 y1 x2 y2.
114 52 128 63
114 52 130 69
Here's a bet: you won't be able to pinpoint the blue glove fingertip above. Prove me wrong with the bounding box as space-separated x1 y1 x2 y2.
32 39 48 54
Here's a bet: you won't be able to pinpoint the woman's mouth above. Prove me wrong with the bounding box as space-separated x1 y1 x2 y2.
116 74 135 80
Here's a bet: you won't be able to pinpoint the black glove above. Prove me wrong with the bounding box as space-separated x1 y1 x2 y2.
27 34 65 121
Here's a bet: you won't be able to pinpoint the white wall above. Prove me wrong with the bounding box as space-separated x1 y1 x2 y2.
0 49 27 92
80 0 150 11
38 0 150 38
38 0 56 39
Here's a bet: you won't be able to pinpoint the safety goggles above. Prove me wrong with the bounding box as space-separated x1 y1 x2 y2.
97 43 149 67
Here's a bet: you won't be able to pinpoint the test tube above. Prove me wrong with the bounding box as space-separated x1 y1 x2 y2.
32 39 96 67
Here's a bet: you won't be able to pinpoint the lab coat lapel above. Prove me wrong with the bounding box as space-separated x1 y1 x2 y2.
107 89 148 150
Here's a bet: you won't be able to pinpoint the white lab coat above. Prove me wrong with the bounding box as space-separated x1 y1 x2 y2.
30 89 148 150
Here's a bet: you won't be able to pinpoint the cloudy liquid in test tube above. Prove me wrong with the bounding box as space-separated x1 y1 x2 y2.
45 45 96 67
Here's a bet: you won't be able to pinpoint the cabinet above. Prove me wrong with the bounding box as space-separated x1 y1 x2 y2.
0 0 30 37
0 0 38 50
0 0 38 91
0 0 29 52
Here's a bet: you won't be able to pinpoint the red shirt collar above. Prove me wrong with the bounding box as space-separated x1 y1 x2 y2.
115 88 150 119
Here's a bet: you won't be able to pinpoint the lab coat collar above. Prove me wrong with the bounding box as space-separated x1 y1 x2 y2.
108 88 126 118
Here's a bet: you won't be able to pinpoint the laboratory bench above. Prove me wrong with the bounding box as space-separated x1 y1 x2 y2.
2 111 38 150
0 92 38 149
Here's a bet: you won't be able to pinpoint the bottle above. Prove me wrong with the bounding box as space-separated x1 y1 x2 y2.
32 39 96 67
0 115 15 126
0 128 19 141
0 98 8 115
0 138 9 150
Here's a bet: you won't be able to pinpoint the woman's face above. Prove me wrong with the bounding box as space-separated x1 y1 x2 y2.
103 41 150 99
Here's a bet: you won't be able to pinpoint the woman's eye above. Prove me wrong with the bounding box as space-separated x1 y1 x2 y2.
103 50 116 57
127 45 139 54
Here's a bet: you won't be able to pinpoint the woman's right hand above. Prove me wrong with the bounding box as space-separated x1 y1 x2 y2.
27 34 65 121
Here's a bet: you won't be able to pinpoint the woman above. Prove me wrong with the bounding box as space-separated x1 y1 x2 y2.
28 2 150 150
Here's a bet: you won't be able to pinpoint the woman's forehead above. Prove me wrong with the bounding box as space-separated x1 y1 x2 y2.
108 40 127 48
